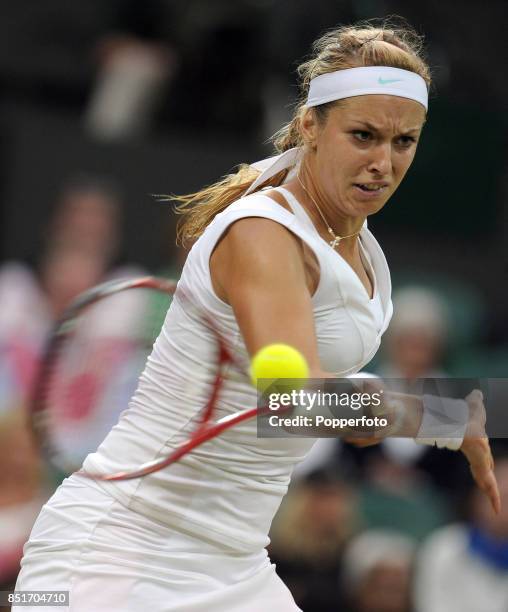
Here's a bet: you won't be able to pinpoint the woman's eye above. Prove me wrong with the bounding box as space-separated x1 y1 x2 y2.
396 135 417 147
353 130 372 142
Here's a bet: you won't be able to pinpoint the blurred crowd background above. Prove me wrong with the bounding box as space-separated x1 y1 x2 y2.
0 1 507 611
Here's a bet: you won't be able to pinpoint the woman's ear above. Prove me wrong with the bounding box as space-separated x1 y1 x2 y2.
300 108 319 149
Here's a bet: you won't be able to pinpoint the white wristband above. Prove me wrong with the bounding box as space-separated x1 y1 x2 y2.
416 394 469 451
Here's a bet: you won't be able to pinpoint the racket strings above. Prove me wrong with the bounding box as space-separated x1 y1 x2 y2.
32 281 175 473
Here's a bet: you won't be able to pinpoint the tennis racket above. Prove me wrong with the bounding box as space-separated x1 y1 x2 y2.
30 276 270 481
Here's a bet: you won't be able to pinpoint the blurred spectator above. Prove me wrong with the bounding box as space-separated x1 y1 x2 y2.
380 286 449 381
331 291 454 539
269 468 359 611
356 450 450 542
29 175 127 319
335 288 455 538
341 529 416 612
414 450 508 612
0 177 124 440
0 173 146 418
373 286 470 503
40 175 122 266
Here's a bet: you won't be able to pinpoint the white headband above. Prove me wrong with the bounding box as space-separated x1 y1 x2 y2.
244 66 428 196
307 66 428 110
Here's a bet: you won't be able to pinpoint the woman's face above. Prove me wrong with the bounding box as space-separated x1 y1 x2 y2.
303 95 426 218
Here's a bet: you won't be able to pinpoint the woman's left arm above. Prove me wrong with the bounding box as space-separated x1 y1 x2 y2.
347 387 500 514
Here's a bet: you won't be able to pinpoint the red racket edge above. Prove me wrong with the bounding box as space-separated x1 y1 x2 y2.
29 276 178 474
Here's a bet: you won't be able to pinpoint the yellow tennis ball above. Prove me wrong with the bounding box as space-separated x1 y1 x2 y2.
250 344 309 392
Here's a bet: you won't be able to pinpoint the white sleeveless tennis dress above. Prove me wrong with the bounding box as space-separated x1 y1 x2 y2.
15 188 393 611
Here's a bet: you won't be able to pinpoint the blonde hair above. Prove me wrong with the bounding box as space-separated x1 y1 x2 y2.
175 19 431 246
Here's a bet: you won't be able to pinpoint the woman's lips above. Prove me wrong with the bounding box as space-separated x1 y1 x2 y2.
353 183 389 197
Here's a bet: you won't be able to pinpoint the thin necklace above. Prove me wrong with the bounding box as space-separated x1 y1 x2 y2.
297 173 362 249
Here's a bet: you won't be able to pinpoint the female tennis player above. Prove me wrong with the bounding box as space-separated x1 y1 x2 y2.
15 22 499 611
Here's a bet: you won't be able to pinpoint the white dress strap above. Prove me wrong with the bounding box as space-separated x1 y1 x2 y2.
272 186 318 234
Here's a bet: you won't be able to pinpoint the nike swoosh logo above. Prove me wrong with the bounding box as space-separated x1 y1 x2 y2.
378 77 404 85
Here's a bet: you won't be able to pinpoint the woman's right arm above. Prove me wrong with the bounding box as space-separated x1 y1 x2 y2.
210 216 325 375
